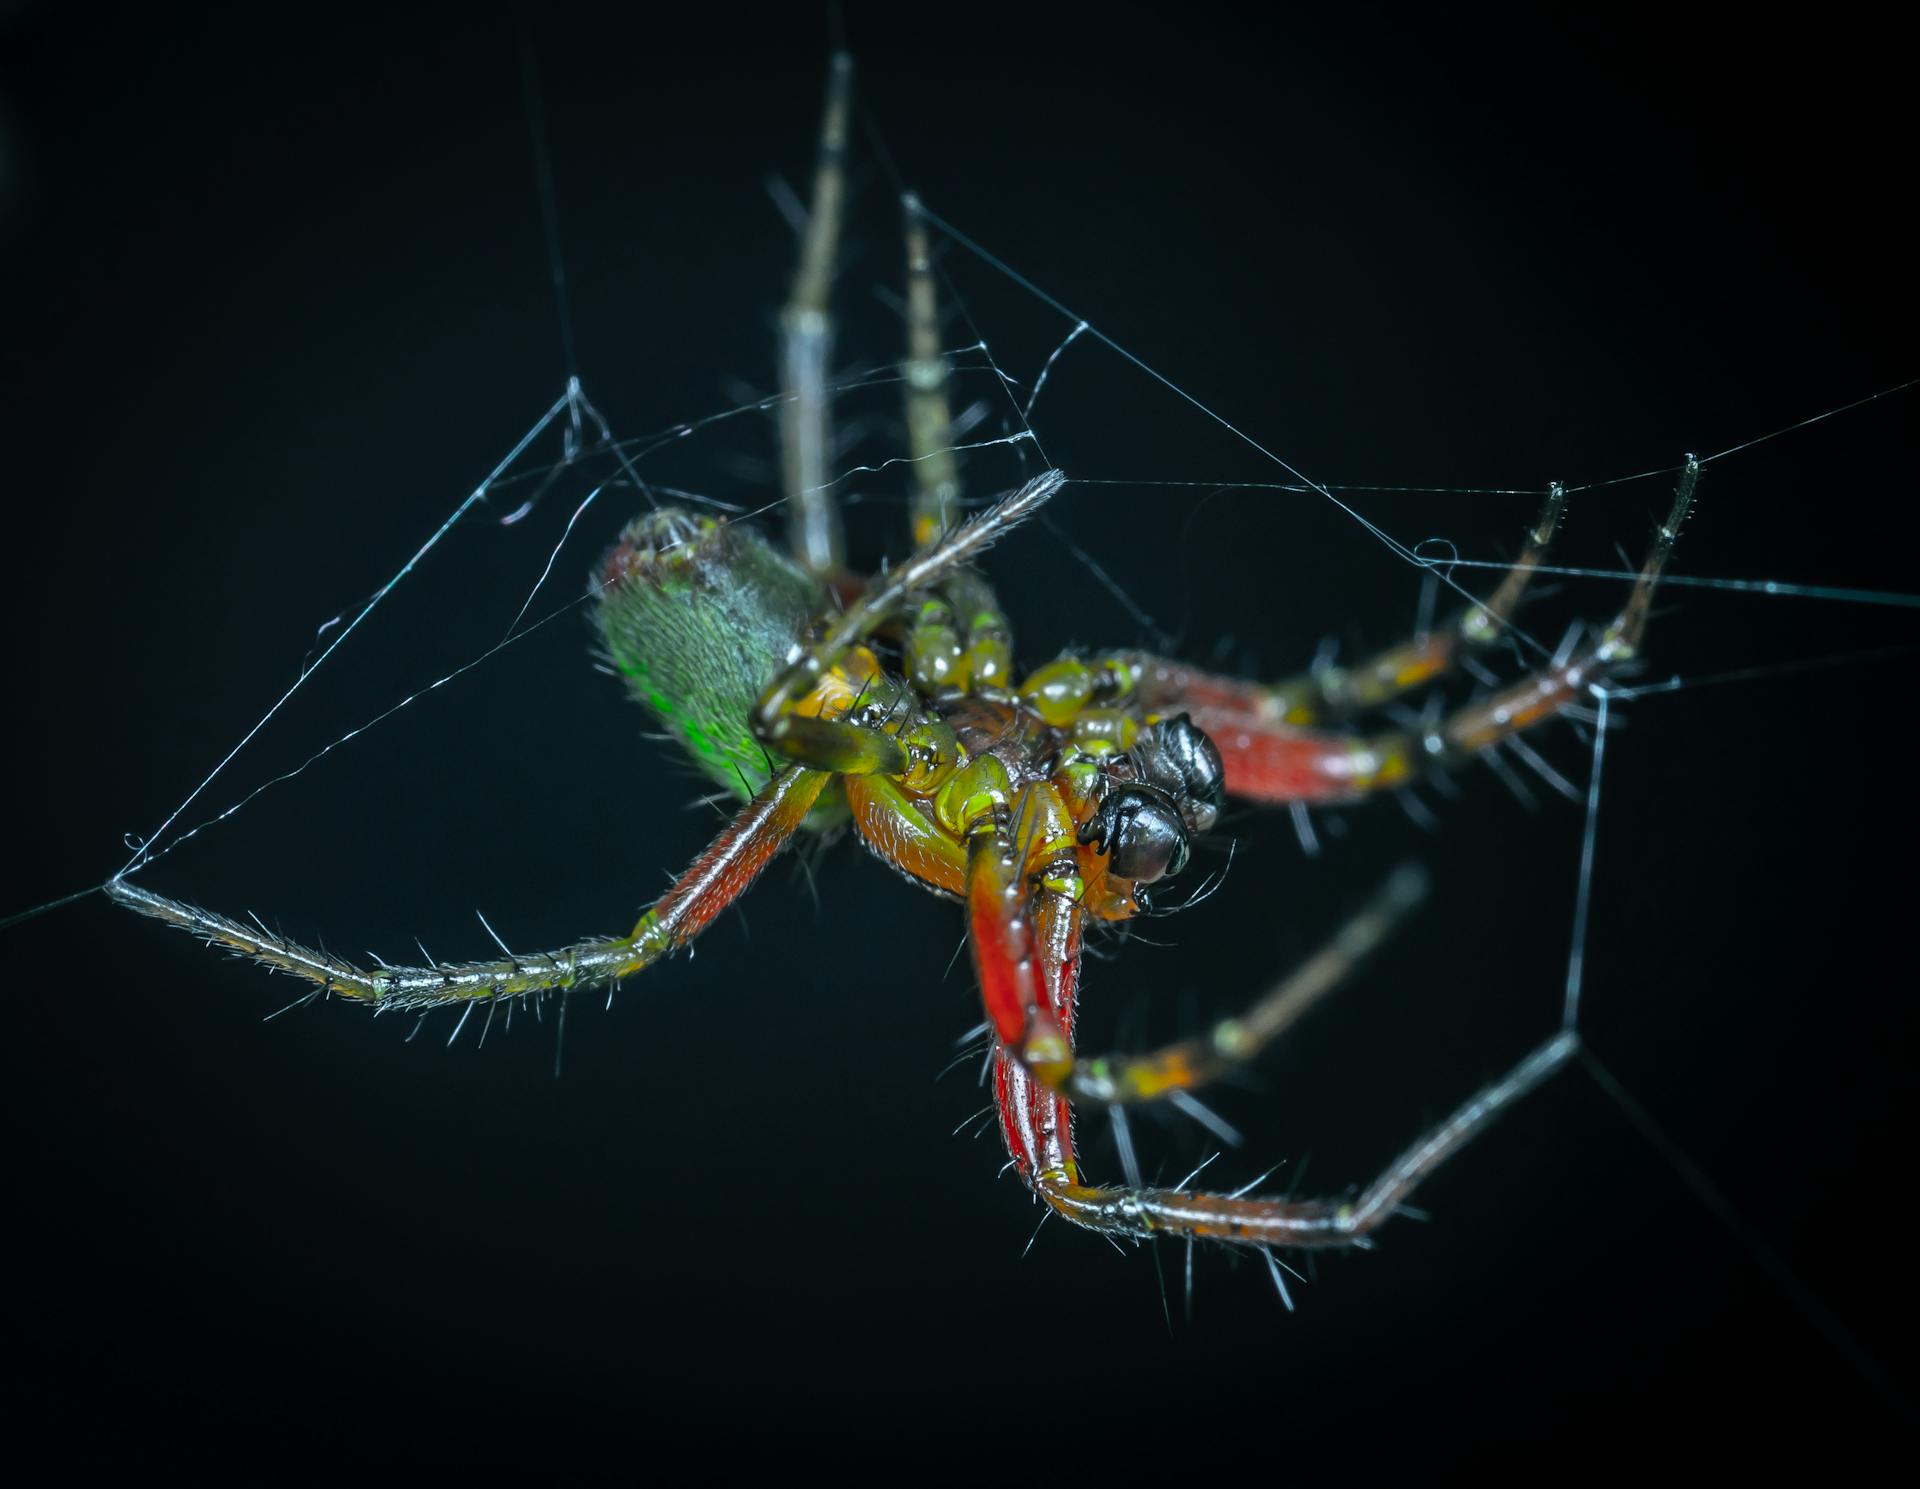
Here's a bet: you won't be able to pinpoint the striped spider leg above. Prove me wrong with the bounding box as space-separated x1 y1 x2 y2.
1120 461 1696 808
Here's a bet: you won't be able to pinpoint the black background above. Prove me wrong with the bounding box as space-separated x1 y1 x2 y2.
5 1 1915 1467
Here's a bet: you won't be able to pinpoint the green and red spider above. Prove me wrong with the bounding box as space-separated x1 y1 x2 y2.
107 54 1694 1263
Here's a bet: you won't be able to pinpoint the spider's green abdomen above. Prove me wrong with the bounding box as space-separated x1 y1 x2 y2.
595 510 828 799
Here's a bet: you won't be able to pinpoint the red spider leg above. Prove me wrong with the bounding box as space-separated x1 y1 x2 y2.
626 765 830 956
995 885 1082 1190
832 691 1542 1234
838 770 1079 1182
1140 462 1697 805
107 767 829 1010
1115 656 1483 802
1110 485 1567 735
936 742 1429 1109
965 780 1072 1087
985 855 1576 1246
1036 1030 1578 1248
1288 482 1572 723
1187 711 1378 805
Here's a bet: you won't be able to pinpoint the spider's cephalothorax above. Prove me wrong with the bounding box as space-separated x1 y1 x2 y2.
107 51 1697 1259
594 493 1227 924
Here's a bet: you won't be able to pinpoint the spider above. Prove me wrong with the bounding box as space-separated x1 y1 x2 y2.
104 53 1696 1263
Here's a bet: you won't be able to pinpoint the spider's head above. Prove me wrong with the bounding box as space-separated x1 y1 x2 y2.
1078 714 1226 906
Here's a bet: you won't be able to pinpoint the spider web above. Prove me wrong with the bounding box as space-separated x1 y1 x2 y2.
5 4 1914 1452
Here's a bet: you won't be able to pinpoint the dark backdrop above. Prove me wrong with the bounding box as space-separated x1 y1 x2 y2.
5 2 1915 1466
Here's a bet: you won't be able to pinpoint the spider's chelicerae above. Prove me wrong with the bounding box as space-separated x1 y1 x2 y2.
107 55 1695 1261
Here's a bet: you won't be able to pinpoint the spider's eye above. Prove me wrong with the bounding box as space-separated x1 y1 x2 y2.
1079 787 1191 884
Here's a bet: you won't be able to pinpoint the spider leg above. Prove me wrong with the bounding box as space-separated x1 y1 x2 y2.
753 468 1064 747
1028 1030 1578 1249
964 780 1076 1089
985 829 1575 1248
941 568 1016 695
892 204 1026 699
1126 483 1570 729
1062 864 1428 1106
893 195 1018 690
106 768 828 1011
901 565 1017 697
1130 461 1695 804
966 772 1427 1107
779 52 853 580
902 590 966 694
994 880 1081 1190
902 195 962 550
